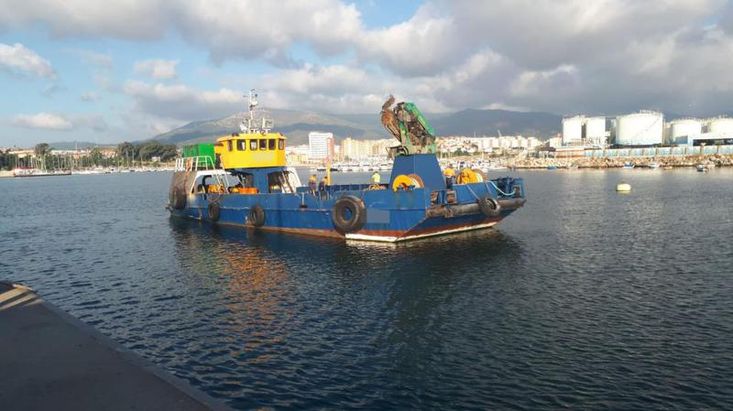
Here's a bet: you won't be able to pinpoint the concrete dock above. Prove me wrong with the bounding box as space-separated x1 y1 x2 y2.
0 282 229 411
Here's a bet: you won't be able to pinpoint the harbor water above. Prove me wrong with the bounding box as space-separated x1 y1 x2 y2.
1 169 731 409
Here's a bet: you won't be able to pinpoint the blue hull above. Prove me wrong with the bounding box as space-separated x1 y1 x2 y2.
169 179 525 243
168 154 525 242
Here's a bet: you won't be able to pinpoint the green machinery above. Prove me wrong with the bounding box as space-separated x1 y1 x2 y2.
380 95 437 157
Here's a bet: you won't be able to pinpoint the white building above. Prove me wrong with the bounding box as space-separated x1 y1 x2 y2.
308 131 334 160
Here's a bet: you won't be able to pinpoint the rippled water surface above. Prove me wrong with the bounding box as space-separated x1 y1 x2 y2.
1 169 732 409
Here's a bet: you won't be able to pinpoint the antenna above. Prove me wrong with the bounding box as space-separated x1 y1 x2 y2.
249 89 258 111
248 89 258 132
239 89 274 133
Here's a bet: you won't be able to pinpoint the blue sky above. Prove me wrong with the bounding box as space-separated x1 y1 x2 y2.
1 0 732 147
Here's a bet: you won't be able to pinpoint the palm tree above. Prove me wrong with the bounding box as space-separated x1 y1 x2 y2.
34 143 50 170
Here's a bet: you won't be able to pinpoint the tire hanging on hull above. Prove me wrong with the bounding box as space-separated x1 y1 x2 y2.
248 205 265 227
208 202 221 221
478 196 502 217
332 196 366 233
170 188 186 210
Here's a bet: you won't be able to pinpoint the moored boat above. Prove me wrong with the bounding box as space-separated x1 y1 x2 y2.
167 92 526 242
13 168 71 178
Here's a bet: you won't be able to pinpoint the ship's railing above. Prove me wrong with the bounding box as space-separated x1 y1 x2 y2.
175 156 217 172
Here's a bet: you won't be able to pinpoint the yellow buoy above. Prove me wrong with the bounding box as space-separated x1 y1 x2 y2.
616 182 631 192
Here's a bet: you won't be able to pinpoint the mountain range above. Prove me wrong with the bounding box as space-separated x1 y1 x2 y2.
34 109 733 150
152 108 563 146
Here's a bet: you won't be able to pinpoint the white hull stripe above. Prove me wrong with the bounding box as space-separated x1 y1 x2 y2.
345 222 498 243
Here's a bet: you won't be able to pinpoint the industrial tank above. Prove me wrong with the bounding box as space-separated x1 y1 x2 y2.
584 116 606 146
670 119 702 139
615 111 664 146
562 116 583 145
706 117 733 134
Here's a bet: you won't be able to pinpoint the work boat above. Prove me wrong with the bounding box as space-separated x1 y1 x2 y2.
167 91 526 242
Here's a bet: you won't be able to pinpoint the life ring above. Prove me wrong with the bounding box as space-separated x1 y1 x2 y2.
207 202 221 221
248 205 265 227
478 196 502 217
331 196 366 233
170 188 186 210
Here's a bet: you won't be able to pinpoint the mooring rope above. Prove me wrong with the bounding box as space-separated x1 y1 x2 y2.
485 181 515 197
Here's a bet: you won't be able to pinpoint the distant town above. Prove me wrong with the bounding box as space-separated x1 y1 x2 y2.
3 110 733 174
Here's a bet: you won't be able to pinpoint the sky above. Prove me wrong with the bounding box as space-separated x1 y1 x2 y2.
1 0 733 147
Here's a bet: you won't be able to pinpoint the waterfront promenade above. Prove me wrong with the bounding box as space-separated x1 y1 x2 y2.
0 282 228 411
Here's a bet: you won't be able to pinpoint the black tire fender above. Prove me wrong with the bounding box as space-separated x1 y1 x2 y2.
478 196 502 217
248 205 265 227
207 202 221 221
170 188 186 210
331 196 366 233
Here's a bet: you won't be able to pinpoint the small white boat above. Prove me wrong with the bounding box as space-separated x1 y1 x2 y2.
648 162 660 169
696 164 708 172
13 168 71 178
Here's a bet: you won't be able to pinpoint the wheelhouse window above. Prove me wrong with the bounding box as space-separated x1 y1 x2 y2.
278 139 285 150
227 140 233 151
237 139 246 151
259 139 267 150
268 139 276 150
249 139 257 150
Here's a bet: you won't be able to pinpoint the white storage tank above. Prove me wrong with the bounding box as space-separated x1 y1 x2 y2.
706 117 733 134
670 119 702 139
562 116 584 145
616 111 664 146
584 116 606 146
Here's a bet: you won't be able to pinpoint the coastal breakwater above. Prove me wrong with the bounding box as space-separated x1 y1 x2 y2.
511 154 733 169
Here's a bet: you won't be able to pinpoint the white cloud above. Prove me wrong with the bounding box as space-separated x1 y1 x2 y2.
173 0 362 63
134 59 178 79
123 80 242 120
0 0 362 62
12 113 73 130
0 42 55 78
0 0 166 40
510 65 580 98
6 0 733 123
357 4 460 76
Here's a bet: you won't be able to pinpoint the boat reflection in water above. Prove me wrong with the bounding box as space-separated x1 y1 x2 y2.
168 217 524 408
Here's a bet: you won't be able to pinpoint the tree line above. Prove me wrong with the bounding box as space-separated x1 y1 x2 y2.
0 141 178 170
116 141 178 165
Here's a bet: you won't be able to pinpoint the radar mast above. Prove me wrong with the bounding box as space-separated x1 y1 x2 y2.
240 89 273 133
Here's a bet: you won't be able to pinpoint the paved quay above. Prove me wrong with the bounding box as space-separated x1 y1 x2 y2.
0 281 230 411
